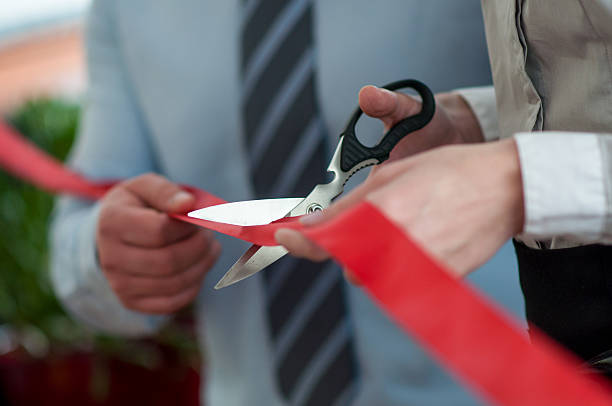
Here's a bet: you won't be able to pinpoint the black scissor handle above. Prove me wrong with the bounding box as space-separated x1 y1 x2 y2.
339 79 435 172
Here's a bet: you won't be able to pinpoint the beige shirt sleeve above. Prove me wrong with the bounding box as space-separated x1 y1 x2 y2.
455 85 500 142
451 85 612 247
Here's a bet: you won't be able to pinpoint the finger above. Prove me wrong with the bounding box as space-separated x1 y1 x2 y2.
295 157 414 229
99 204 199 247
285 177 376 240
124 173 195 213
275 228 330 261
358 85 422 131
277 165 405 259
100 229 215 277
108 241 221 298
300 179 375 226
342 267 362 285
126 279 204 315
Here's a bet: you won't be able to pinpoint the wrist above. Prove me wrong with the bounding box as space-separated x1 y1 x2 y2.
490 138 525 236
437 92 485 144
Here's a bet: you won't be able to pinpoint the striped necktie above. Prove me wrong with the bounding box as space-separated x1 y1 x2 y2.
240 1 358 405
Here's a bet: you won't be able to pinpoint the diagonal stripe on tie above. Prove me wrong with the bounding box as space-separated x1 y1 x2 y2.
288 132 328 197
243 6 312 143
242 0 311 100
302 340 357 406
251 71 317 195
241 0 358 403
267 257 330 338
273 263 340 361
289 317 356 406
241 0 288 69
271 117 326 196
277 279 350 395
249 48 314 171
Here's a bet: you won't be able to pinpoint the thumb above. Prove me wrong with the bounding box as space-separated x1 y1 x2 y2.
275 181 375 263
358 85 422 131
124 173 195 213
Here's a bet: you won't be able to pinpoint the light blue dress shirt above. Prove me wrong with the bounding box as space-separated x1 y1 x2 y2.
50 1 524 405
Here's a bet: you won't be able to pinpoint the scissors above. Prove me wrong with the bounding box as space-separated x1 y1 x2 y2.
189 79 435 289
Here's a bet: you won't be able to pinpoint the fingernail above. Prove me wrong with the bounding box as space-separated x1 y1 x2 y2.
300 210 324 225
169 191 193 207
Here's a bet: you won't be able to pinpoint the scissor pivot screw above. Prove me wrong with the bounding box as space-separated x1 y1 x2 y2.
307 204 323 214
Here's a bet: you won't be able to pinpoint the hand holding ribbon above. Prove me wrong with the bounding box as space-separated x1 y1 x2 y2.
277 87 523 280
2 115 612 406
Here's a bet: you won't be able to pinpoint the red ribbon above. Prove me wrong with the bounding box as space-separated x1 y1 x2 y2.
2 120 612 405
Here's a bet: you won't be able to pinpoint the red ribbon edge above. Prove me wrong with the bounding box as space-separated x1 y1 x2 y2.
305 202 612 406
2 120 612 405
0 120 300 246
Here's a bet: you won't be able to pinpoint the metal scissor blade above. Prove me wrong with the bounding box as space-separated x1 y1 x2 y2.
215 138 379 289
214 244 288 289
188 198 304 226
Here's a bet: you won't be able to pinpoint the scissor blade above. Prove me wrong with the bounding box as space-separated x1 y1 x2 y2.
188 198 304 226
214 136 382 289
214 244 288 289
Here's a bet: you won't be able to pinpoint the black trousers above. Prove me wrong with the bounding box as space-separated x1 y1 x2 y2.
514 240 612 373
0 385 8 406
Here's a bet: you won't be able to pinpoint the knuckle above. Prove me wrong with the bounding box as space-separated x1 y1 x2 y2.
97 221 112 238
98 250 119 272
97 206 119 237
154 250 179 275
198 244 220 272
116 293 136 310
373 165 393 180
167 287 198 313
178 274 194 295
210 241 222 260
125 173 162 194
106 276 124 294
148 229 166 247
176 291 198 311
197 262 213 278
196 229 213 248
165 280 183 296
305 244 321 259
158 217 176 238
307 243 327 262
136 172 160 185
201 228 214 241
103 183 127 201
149 215 172 246
165 272 189 296
198 262 212 281
158 179 179 193
157 297 181 314
99 256 114 272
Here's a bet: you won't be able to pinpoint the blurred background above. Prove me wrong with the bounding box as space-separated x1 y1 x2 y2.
0 2 200 405
0 2 526 405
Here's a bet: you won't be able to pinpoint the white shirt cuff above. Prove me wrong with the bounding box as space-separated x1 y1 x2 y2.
52 202 167 336
455 85 499 141
514 132 606 240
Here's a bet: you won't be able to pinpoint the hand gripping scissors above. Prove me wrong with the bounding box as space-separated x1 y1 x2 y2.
189 79 435 289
